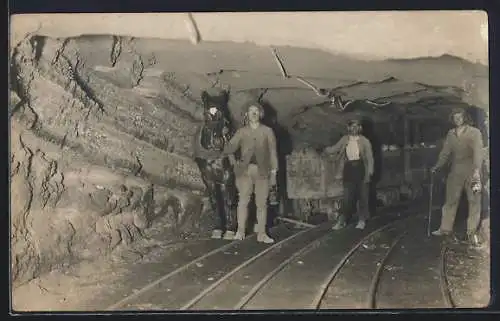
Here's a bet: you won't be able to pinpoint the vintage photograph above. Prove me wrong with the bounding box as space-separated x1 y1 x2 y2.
9 11 489 311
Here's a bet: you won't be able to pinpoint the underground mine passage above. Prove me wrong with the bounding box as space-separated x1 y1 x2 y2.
10 34 489 310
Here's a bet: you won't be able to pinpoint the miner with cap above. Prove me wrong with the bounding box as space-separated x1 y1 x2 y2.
221 101 278 243
324 116 374 230
431 107 483 246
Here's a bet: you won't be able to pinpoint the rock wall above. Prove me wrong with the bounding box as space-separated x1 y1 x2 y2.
10 35 210 288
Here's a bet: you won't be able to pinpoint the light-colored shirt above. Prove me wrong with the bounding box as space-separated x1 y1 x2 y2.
346 136 360 160
324 135 374 178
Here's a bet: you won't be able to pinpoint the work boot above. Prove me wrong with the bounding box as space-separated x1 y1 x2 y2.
223 231 235 240
444 234 460 245
332 220 346 230
431 229 452 236
211 229 223 239
257 233 275 244
233 231 246 240
355 220 366 230
464 233 483 249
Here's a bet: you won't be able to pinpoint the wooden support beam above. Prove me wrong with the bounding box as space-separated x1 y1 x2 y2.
414 121 421 145
403 114 411 182
277 217 316 228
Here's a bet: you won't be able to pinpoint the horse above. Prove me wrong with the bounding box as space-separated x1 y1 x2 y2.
193 89 238 240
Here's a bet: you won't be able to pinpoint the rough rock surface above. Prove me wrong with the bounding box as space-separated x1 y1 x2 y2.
10 35 210 288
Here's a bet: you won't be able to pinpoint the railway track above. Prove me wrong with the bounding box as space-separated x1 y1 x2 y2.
313 214 454 309
240 213 454 310
312 217 412 309
365 216 455 309
104 205 454 311
105 222 300 310
441 243 490 308
241 213 419 310
180 222 333 310
440 245 455 308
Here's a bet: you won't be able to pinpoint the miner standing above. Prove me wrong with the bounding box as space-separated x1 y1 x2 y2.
222 102 278 243
431 108 483 246
324 117 374 230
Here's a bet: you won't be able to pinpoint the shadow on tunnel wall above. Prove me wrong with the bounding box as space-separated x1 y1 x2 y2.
260 100 293 228
361 117 383 216
466 107 490 222
466 107 489 147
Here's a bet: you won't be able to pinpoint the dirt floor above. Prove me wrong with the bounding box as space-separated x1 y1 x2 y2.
11 216 491 312
446 241 491 308
11 214 212 312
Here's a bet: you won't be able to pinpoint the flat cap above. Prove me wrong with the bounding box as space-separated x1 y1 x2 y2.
346 115 362 125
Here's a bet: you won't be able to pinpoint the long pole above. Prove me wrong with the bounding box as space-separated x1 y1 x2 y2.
427 170 434 237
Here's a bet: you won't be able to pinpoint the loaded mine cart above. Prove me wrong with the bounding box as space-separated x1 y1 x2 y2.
283 111 445 225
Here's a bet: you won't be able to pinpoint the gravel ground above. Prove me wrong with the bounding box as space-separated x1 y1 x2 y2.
11 214 212 312
445 241 491 308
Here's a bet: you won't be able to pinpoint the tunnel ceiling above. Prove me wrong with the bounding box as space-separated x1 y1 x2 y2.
16 35 488 149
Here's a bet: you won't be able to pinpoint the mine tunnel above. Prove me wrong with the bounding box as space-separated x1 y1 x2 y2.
10 34 490 311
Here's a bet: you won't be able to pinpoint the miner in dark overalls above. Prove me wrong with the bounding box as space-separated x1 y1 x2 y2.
431 108 483 246
324 117 374 230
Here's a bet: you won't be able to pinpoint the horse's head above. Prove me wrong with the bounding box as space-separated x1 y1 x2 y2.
199 89 233 151
201 89 230 128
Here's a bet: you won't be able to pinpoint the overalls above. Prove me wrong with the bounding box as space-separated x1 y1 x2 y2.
436 126 483 235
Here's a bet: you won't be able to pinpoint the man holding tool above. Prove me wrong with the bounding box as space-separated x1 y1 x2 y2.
430 108 483 246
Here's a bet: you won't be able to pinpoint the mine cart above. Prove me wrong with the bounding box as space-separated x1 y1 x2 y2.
284 114 443 223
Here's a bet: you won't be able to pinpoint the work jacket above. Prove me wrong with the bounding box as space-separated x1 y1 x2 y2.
223 124 278 178
434 125 484 176
324 135 374 180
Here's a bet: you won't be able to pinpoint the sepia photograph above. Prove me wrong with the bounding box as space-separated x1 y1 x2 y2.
9 11 490 312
